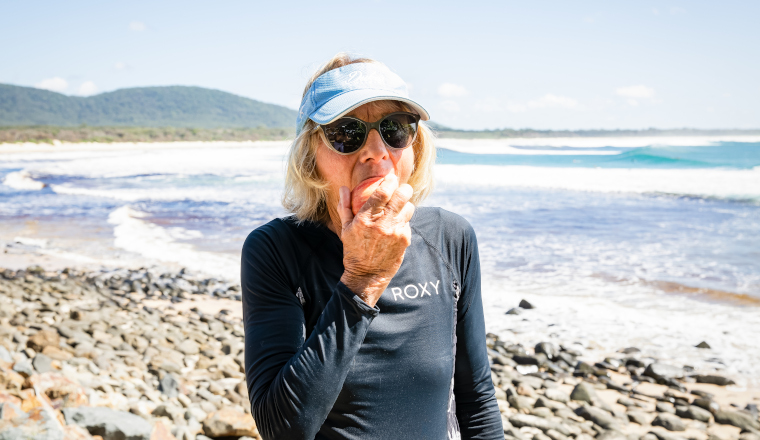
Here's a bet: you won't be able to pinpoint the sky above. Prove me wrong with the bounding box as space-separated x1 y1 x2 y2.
2 0 759 130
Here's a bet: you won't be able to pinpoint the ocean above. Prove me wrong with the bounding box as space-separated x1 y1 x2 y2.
1 136 759 385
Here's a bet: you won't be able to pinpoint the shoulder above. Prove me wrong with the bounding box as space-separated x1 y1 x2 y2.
411 206 477 247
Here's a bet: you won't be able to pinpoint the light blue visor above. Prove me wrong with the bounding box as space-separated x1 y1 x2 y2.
296 63 429 135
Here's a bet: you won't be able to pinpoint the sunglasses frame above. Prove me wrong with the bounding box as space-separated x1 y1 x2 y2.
316 111 421 155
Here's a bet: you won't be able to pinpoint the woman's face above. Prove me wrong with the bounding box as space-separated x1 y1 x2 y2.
315 101 416 228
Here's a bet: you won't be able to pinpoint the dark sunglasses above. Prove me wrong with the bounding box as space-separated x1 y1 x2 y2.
318 111 420 155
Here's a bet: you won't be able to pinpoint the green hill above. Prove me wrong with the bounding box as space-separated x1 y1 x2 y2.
0 84 297 128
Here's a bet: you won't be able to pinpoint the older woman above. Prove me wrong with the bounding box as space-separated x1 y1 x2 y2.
242 54 502 440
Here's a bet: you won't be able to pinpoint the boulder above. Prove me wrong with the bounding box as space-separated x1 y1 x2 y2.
675 405 713 423
508 413 571 436
535 343 559 360
27 329 60 352
643 363 684 381
202 409 259 438
544 388 570 404
32 354 53 374
713 410 760 431
695 375 735 386
570 382 598 403
575 405 622 430
519 299 535 309
158 374 179 398
63 406 152 440
652 413 686 431
627 410 654 426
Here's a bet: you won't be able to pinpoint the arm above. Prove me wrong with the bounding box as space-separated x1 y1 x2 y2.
242 226 379 440
453 224 504 439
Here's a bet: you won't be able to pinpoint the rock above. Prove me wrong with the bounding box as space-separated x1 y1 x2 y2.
514 355 543 366
32 354 53 374
570 382 598 403
576 405 622 430
12 359 35 378
494 387 507 401
150 420 176 440
656 402 676 414
158 374 179 398
648 430 688 440
27 329 60 352
494 355 517 367
202 409 259 437
0 401 25 420
544 388 570 404
546 428 570 440
675 405 713 423
508 413 571 436
597 430 627 440
0 346 12 363
509 395 536 411
693 398 720 413
652 413 686 431
176 340 199 356
519 299 535 309
63 406 153 440
713 410 760 431
41 346 72 361
695 375 735 386
628 410 654 426
532 407 554 419
0 406 65 440
506 308 523 315
644 363 684 381
535 343 559 361
695 341 711 349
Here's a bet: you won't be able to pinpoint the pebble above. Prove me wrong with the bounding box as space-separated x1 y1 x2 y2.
652 413 686 431
2 265 758 440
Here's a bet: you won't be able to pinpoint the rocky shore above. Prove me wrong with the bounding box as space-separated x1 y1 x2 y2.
1 266 758 440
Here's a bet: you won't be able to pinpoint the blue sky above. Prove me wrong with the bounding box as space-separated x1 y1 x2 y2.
2 1 759 130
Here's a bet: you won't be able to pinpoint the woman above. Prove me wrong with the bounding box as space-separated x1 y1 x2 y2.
242 54 502 440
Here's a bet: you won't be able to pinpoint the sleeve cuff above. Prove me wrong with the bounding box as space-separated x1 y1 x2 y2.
336 281 380 317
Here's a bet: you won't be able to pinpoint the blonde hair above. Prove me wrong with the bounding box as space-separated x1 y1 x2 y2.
282 53 436 223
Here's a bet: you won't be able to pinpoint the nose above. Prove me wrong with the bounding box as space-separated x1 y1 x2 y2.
358 128 390 163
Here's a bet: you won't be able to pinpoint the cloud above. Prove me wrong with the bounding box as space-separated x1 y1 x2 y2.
439 100 461 112
129 21 147 31
77 81 98 96
115 62 128 70
616 85 657 106
437 83 468 98
35 77 68 92
652 8 660 15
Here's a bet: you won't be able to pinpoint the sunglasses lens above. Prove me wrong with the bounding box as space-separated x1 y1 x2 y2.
380 113 418 149
323 119 367 154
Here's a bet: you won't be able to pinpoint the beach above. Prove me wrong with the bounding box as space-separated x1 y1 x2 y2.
1 137 759 439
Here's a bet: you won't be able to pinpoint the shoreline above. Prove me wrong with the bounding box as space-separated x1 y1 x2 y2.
4 133 760 155
1 264 758 440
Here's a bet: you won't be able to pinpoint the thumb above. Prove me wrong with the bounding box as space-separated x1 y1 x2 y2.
337 186 354 230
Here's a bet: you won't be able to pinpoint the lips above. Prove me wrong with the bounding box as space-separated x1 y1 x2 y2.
350 176 385 215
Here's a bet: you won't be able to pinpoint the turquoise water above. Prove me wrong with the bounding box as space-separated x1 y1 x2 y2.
437 142 760 169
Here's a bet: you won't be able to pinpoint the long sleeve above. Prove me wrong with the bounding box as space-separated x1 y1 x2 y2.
453 224 504 439
241 224 379 440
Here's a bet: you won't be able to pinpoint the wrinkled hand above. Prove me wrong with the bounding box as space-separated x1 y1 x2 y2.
338 174 415 307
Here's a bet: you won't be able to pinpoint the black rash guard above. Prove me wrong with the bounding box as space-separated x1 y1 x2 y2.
241 207 503 440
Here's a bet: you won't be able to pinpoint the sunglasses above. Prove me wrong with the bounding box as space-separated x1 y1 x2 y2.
317 111 420 155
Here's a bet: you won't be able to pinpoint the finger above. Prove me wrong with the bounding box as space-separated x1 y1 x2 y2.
337 186 354 230
385 183 413 215
360 174 399 214
396 201 415 224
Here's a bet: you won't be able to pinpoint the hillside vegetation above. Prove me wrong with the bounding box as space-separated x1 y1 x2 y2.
0 84 297 128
